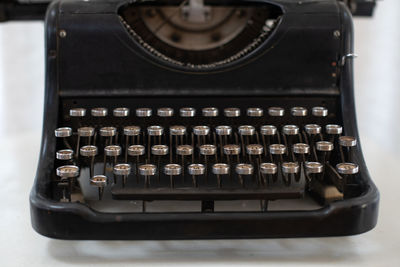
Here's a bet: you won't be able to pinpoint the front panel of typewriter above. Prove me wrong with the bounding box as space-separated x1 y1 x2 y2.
31 0 379 239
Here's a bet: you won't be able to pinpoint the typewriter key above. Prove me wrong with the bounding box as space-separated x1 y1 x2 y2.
80 145 98 177
339 136 357 162
91 107 108 117
305 161 323 182
157 107 174 117
147 125 164 136
180 107 196 117
56 165 80 201
138 164 157 187
202 107 218 117
123 126 141 137
326 124 343 135
212 163 230 188
224 107 240 117
238 125 255 136
312 107 328 117
193 126 210 136
176 145 193 177
188 163 205 187
128 145 145 182
316 141 334 152
235 163 254 187
90 175 107 200
164 164 182 188
170 125 186 136
114 163 131 186
200 144 217 178
268 107 285 117
136 108 152 117
247 107 264 117
216 125 232 136
151 145 169 156
246 144 263 155
293 143 310 155
56 149 74 160
336 162 359 175
305 124 322 135
100 126 117 145
260 162 278 184
55 127 72 138
282 162 300 184
113 107 129 117
291 107 308 117
269 144 286 163
69 108 86 117
260 125 277 136
282 125 299 135
223 144 241 164
104 145 121 175
76 127 95 157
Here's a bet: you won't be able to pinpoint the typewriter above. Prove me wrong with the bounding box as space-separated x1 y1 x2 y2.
1 0 379 239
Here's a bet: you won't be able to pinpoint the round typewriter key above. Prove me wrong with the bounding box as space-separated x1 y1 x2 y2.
136 108 152 117
104 145 121 156
269 144 286 155
176 145 193 156
56 165 80 178
316 141 334 152
305 124 321 135
55 127 72 138
80 145 98 157
56 149 74 160
268 107 285 117
78 127 95 137
69 108 86 117
216 125 232 136
247 107 263 117
312 107 328 117
236 163 254 187
164 164 182 188
90 175 107 200
260 125 277 136
147 125 164 136
212 163 230 188
193 126 210 136
336 162 359 175
339 136 357 147
199 144 216 156
305 161 323 174
138 164 157 187
128 145 145 156
124 126 141 136
282 162 300 185
260 163 278 175
238 125 255 136
224 107 240 117
151 145 169 155
282 125 299 136
223 144 241 155
113 107 129 117
202 107 218 117
260 162 278 184
326 124 343 135
99 126 117 137
169 125 186 136
293 143 310 154
188 163 205 187
114 163 131 186
157 107 174 117
246 144 263 155
291 107 308 117
91 107 108 117
180 107 196 117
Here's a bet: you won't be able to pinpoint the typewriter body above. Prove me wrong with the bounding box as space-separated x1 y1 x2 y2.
17 0 379 239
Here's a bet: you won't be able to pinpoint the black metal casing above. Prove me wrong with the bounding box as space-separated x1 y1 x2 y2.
30 0 379 239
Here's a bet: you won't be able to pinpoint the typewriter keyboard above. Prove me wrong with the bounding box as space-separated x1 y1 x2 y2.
52 97 361 212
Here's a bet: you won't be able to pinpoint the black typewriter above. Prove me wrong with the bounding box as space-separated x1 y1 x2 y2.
1 0 379 239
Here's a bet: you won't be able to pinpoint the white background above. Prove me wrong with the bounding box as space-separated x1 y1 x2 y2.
0 0 399 266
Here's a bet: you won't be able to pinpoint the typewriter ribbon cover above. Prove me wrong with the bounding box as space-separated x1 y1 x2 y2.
29 0 379 239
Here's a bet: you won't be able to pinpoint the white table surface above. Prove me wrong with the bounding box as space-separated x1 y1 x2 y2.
0 1 399 266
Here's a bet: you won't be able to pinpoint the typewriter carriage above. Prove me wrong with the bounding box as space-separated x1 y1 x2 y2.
29 0 379 239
